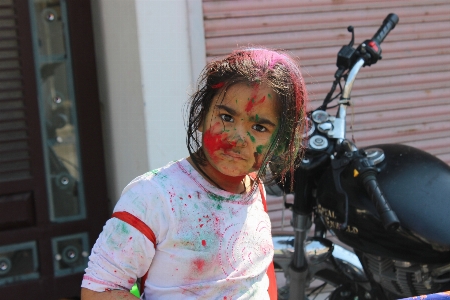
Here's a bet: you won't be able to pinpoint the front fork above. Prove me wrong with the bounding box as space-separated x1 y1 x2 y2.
288 211 312 300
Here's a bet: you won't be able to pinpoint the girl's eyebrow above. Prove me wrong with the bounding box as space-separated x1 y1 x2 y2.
255 117 277 127
216 104 277 127
215 104 237 116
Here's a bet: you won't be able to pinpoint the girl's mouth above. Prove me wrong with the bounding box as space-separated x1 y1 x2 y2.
222 151 246 160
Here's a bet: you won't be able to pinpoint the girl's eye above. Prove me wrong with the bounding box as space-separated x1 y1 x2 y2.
252 124 267 132
220 114 234 122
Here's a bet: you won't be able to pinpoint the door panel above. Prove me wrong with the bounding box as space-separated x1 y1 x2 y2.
0 0 109 298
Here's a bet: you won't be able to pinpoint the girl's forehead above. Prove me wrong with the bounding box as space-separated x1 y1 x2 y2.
220 82 275 102
210 82 280 118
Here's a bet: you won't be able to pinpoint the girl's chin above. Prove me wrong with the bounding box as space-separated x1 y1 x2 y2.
204 154 255 176
215 164 255 177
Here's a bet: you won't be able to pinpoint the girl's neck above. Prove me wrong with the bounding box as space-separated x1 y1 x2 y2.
187 156 250 194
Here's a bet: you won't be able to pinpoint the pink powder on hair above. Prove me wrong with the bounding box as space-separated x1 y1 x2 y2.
211 82 224 89
237 48 289 71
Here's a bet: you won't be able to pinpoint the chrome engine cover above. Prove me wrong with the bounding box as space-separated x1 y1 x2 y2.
363 253 450 298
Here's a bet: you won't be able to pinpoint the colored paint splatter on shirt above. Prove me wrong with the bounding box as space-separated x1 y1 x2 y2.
207 192 239 203
193 258 206 272
120 222 130 234
144 169 158 177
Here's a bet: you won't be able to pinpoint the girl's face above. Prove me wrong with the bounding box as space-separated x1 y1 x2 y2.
200 82 279 177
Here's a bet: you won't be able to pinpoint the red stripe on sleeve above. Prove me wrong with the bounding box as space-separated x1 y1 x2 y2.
111 211 156 249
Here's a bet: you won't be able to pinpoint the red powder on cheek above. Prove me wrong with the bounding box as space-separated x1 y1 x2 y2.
203 124 237 156
245 95 266 113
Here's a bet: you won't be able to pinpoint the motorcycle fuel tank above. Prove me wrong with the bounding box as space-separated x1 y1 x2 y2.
316 144 450 263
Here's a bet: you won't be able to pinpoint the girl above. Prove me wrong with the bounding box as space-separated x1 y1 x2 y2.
81 48 308 299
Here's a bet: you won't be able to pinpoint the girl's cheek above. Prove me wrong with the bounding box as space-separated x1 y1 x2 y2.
202 122 234 158
251 145 266 170
203 130 225 154
256 145 265 155
251 133 274 170
247 131 256 143
252 153 263 170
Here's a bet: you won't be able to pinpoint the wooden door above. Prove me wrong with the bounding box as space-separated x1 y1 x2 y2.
0 0 109 298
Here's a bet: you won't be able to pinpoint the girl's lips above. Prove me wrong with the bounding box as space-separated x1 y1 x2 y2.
222 151 246 160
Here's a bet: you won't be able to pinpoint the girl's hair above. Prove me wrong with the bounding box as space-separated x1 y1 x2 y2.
185 47 308 190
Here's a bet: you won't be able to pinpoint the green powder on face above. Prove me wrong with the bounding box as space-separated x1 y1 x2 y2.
256 145 264 154
268 93 272 99
247 132 256 143
255 114 260 122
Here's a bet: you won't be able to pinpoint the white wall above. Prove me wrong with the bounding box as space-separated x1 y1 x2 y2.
91 0 205 208
135 0 203 171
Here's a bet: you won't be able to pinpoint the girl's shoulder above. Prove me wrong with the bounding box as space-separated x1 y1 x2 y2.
122 158 188 192
113 158 190 223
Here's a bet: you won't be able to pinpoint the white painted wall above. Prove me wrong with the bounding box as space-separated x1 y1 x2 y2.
90 0 205 208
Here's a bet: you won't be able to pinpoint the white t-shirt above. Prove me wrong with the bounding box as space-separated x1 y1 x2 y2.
81 158 273 299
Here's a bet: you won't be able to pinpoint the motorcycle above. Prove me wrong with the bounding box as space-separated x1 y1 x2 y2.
271 13 450 300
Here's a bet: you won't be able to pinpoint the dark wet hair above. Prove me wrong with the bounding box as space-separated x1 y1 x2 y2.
185 47 308 190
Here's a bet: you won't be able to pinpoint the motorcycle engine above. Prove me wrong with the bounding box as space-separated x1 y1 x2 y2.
362 253 450 298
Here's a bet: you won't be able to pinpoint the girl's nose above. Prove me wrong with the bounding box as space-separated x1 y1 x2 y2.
228 133 248 148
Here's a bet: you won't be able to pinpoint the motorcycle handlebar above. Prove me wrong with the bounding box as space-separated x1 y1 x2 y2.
361 171 400 231
372 13 399 45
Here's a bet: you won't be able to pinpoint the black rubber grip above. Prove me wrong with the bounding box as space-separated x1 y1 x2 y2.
362 173 400 231
372 13 399 45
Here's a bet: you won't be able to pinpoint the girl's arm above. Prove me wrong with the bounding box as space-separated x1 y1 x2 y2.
81 217 155 297
81 288 137 299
